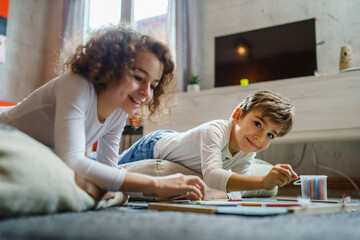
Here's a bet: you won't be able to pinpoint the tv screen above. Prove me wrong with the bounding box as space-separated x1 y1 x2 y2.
215 19 317 87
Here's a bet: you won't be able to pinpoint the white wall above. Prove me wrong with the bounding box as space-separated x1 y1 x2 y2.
0 0 62 103
199 0 360 89
0 0 47 102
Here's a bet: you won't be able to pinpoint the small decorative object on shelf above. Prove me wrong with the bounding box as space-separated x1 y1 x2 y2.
128 115 142 128
339 45 356 71
240 78 249 86
186 75 200 92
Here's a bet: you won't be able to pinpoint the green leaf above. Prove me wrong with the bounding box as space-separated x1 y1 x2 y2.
186 75 200 84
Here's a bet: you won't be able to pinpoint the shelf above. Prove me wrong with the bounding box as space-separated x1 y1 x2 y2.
144 71 360 144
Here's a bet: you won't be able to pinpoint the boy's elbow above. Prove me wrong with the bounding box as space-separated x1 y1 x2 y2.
202 172 214 188
202 172 226 192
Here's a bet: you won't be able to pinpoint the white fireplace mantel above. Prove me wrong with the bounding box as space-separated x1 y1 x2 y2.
144 71 360 144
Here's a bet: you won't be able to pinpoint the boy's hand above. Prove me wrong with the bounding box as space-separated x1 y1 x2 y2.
262 164 299 190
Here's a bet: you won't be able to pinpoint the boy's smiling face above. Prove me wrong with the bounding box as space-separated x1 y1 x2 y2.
229 107 281 154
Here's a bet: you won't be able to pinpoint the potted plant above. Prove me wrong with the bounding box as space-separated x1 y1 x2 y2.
186 75 201 92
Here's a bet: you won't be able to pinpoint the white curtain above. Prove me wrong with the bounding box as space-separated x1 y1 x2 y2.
62 0 86 56
61 0 201 91
167 0 201 92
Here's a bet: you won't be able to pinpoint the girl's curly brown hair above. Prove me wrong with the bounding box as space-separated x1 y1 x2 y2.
63 24 177 121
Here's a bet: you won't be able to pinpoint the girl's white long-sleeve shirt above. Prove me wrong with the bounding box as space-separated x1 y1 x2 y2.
154 120 256 192
0 73 128 191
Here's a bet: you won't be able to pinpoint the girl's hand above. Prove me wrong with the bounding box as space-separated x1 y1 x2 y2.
262 164 298 190
153 173 206 200
75 173 107 200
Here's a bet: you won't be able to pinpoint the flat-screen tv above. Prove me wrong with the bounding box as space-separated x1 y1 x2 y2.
215 19 317 87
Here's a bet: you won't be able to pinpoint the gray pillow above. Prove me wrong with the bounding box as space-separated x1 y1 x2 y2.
0 125 127 218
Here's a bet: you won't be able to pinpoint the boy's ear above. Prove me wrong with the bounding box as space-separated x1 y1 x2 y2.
232 107 243 123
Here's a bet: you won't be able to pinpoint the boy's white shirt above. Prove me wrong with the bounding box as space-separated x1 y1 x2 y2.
154 120 256 193
0 73 128 191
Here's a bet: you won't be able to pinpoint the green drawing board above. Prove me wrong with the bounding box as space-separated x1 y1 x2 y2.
217 206 289 216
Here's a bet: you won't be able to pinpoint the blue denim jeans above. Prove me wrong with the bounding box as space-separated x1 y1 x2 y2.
89 130 175 164
89 130 175 163
117 130 175 165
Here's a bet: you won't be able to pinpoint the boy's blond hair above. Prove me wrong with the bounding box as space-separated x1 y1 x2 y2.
233 90 295 137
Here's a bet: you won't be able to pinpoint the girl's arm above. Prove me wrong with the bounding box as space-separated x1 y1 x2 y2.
76 171 206 200
121 172 205 200
95 121 124 167
54 76 126 191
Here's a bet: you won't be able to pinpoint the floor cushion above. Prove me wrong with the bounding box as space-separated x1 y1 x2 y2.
0 124 127 218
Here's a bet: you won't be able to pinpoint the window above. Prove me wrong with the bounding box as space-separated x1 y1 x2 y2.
86 0 168 44
88 0 122 30
133 0 168 43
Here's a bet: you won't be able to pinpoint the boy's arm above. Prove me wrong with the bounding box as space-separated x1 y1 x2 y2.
226 164 298 192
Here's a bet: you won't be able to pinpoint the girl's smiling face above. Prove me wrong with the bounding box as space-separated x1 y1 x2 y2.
229 107 281 154
99 51 164 118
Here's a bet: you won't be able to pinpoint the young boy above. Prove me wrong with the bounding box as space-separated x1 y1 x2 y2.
116 90 298 198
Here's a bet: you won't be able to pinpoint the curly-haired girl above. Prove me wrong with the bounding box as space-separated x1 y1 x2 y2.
0 24 205 200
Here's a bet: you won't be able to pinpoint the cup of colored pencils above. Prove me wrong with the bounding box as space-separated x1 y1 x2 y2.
293 175 328 200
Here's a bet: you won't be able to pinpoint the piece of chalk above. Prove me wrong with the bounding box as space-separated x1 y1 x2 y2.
240 202 263 207
229 198 243 201
266 202 301 207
